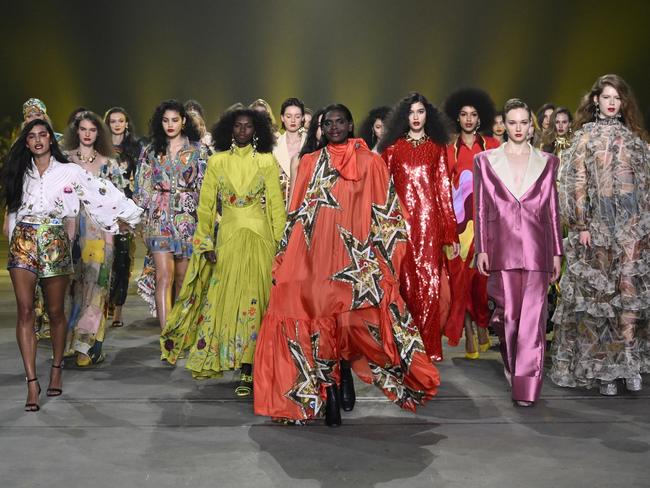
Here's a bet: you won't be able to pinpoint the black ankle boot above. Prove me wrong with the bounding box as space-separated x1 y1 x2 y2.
325 385 342 427
339 364 356 412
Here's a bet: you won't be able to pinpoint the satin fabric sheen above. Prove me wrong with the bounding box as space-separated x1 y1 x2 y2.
474 147 562 403
474 149 563 271
254 139 440 422
382 137 458 360
489 269 549 402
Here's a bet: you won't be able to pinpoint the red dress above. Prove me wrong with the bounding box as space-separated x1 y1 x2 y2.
445 135 500 344
382 136 458 361
254 139 440 422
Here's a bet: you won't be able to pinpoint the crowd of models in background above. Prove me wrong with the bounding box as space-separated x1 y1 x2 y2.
1 73 648 418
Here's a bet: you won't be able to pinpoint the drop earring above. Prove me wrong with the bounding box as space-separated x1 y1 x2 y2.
230 136 236 154
252 133 259 155
594 103 600 120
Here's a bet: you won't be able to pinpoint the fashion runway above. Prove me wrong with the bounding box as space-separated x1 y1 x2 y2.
0 241 648 488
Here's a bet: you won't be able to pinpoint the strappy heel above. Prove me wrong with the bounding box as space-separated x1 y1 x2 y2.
46 363 63 397
25 377 41 412
235 374 253 397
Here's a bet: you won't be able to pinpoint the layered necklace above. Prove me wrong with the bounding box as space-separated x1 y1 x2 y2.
77 149 98 164
405 132 429 148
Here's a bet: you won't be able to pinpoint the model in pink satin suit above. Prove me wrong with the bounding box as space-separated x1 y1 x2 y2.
474 105 562 405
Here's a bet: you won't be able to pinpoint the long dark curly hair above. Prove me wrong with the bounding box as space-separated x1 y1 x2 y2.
299 107 326 158
443 88 496 135
211 108 275 153
148 99 201 156
104 107 142 178
379 93 449 152
359 106 391 149
1 120 70 212
573 74 648 141
63 111 115 157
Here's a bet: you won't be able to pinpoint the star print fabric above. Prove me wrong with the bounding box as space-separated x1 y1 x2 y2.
254 139 440 422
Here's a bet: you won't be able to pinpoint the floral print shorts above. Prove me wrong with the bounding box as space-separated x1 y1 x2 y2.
8 222 73 278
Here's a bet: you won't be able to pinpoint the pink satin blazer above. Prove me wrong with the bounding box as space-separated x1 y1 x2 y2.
474 146 562 272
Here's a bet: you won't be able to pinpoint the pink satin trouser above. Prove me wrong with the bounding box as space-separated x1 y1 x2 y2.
488 270 550 403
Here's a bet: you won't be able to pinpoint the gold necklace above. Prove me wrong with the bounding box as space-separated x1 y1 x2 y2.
405 133 429 147
77 149 98 163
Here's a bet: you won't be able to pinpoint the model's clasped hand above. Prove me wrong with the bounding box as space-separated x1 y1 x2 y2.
579 230 591 248
204 251 217 263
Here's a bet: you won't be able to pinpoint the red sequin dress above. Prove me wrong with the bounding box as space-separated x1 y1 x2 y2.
444 135 500 345
382 136 458 360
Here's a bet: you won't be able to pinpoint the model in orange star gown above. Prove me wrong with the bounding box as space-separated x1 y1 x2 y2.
379 93 459 361
443 88 500 356
254 104 440 425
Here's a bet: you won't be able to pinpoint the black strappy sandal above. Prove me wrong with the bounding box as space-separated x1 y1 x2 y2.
46 363 63 397
25 377 41 412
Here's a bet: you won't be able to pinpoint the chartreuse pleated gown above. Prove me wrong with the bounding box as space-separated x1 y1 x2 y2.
160 144 286 378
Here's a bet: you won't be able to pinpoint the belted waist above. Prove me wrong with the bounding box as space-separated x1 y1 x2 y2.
19 216 64 226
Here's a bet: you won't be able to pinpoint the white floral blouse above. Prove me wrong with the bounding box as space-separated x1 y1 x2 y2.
9 157 143 235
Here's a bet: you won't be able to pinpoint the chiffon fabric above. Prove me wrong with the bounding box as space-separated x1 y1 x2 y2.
254 138 439 422
551 119 650 388
381 137 458 360
445 135 500 344
160 145 286 378
67 157 125 360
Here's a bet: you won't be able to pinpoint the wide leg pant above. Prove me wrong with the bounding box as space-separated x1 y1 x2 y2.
488 270 550 403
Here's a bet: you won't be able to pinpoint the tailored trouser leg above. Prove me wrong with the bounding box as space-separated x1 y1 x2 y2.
488 269 549 402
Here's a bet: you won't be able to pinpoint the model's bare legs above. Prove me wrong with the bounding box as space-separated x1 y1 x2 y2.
10 268 39 407
41 275 70 393
152 252 174 329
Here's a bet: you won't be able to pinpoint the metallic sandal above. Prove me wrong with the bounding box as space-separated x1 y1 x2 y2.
235 374 253 397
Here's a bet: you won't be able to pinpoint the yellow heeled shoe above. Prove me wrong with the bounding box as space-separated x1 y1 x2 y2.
465 334 480 360
479 339 491 353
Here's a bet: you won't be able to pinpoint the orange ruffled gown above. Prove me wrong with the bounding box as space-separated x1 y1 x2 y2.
254 138 440 422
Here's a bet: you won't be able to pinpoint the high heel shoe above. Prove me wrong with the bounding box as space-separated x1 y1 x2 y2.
325 384 342 427
513 400 534 407
465 334 479 360
47 363 63 397
235 373 253 397
25 377 41 412
339 366 356 412
478 338 491 353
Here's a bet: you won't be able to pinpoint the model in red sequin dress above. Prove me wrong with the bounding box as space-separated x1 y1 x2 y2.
380 93 458 361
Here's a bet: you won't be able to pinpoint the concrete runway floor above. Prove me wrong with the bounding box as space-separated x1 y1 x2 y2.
0 255 648 488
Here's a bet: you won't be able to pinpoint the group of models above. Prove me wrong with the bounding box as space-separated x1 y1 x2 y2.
2 73 648 424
